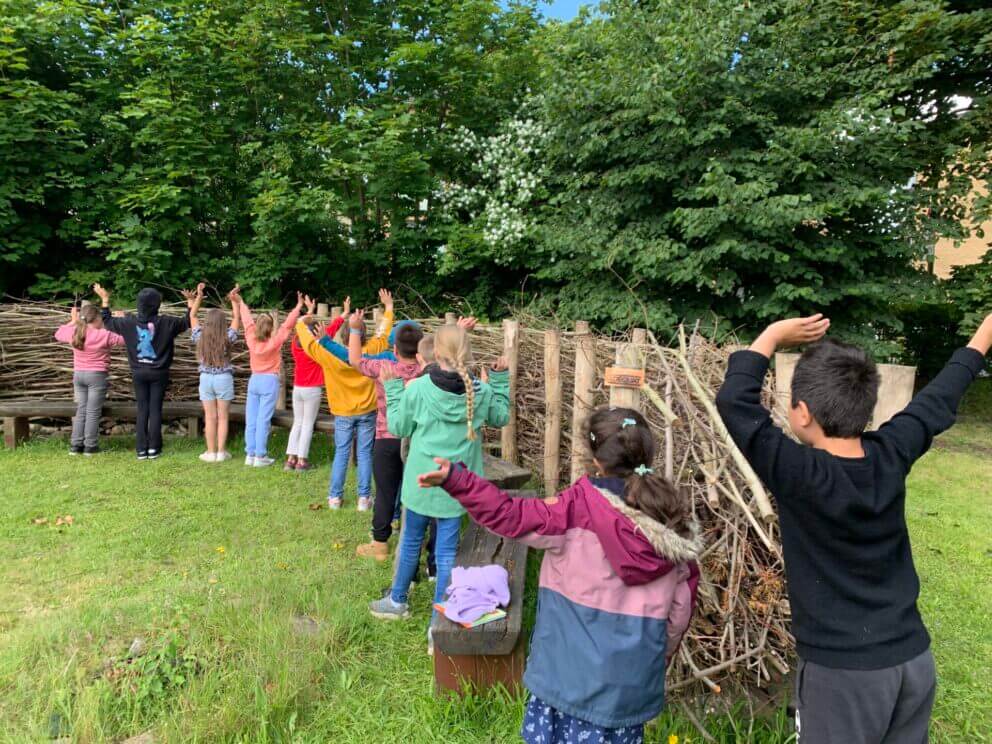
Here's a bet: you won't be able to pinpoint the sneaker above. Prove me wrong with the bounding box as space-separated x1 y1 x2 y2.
69 446 84 456
199 451 216 463
327 497 343 510
369 596 410 620
356 497 372 512
356 540 389 562
137 451 148 461
427 627 434 656
215 451 232 462
244 455 256 467
147 449 160 460
83 446 100 457
295 460 316 472
253 456 275 468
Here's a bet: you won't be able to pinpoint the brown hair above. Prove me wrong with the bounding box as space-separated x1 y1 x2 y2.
199 308 232 368
434 325 475 440
254 313 274 342
586 407 691 536
72 305 100 350
395 323 424 359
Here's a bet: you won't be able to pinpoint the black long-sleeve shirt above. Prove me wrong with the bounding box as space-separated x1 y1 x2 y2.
715 347 985 669
101 307 190 373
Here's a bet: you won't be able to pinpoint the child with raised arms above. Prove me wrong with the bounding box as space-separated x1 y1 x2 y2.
54 301 125 455
418 407 700 742
715 311 992 743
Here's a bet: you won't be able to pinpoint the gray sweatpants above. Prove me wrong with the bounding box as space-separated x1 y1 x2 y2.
795 649 936 744
72 371 109 449
286 385 323 458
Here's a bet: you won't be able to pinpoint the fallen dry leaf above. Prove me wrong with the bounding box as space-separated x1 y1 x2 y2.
55 515 74 526
32 517 48 525
308 502 324 511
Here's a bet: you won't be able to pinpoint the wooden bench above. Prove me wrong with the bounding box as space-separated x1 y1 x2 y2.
431 461 535 697
0 399 334 449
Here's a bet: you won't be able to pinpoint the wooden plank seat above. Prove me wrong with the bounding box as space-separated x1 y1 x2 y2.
0 398 333 448
432 473 536 697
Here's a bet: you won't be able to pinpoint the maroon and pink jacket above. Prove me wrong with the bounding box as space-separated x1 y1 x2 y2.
441 466 702 728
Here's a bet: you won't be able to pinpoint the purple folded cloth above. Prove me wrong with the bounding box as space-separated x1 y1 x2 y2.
443 565 510 624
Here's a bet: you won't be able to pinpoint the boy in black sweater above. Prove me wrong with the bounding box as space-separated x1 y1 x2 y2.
716 312 991 744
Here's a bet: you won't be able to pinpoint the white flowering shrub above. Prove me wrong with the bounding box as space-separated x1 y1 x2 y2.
436 116 549 263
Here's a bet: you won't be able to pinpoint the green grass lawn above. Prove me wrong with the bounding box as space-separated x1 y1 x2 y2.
1 405 989 743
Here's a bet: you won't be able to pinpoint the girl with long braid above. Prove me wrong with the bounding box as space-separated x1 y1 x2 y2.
369 324 510 653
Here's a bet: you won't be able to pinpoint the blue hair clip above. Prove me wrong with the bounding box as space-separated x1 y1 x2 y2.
634 464 654 476
621 418 637 429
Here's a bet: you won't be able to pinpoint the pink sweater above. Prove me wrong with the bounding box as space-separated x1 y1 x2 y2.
54 323 125 372
239 303 301 374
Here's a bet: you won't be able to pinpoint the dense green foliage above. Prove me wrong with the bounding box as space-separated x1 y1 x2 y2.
0 0 540 306
1 0 990 345
440 0 992 348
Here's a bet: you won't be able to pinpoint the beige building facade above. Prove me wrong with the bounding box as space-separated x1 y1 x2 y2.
931 179 991 278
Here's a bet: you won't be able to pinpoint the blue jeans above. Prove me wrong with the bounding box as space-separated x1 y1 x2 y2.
245 373 279 457
329 411 375 500
391 508 461 610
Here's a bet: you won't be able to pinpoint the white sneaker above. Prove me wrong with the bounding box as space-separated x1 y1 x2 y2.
215 451 232 462
244 455 255 466
427 627 434 656
328 497 343 510
357 497 372 512
199 451 216 463
253 456 275 468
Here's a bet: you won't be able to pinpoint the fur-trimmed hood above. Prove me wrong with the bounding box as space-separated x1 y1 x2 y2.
593 484 704 564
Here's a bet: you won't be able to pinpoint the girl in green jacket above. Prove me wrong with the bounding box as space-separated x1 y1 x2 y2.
369 324 510 646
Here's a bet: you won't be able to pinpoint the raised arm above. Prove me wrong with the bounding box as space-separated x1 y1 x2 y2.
481 359 511 427
715 315 829 498
876 313 990 467
363 289 394 355
296 319 341 368
270 293 303 347
347 309 366 369
93 283 125 333
180 283 204 331
228 285 241 332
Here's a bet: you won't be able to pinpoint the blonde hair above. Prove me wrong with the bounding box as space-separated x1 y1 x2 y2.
72 305 100 350
255 313 274 342
418 335 435 364
434 325 476 440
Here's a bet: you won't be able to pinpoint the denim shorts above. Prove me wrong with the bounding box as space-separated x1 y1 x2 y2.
199 372 235 401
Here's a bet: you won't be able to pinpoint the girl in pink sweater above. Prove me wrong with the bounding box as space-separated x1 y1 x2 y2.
54 304 125 455
234 288 303 467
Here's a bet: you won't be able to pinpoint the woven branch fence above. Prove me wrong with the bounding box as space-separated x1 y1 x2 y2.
0 300 791 699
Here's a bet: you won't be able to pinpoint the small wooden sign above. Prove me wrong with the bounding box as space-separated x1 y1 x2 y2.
604 366 645 389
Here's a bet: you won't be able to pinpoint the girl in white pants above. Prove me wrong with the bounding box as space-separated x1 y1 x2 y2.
286 311 329 471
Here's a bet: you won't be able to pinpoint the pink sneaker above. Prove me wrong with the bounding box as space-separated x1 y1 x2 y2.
327 497 343 510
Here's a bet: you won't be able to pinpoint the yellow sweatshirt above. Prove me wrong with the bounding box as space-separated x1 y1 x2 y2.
295 311 393 417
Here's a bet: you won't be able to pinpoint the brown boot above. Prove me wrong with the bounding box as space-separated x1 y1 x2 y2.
356 540 389 562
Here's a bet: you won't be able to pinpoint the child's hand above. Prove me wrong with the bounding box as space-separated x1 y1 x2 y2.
92 283 110 305
349 309 365 330
480 366 489 384
967 312 992 355
417 458 451 488
227 284 241 305
342 296 351 316
180 288 198 309
378 288 394 312
491 356 509 372
70 304 80 323
457 316 478 331
379 363 397 382
303 294 316 316
751 314 830 358
294 291 304 312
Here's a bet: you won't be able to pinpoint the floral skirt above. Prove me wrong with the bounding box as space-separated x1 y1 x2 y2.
521 696 645 744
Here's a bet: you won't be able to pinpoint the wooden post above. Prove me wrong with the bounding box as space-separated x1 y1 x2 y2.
500 319 520 465
185 416 200 439
609 328 646 411
316 302 329 318
445 312 458 325
330 306 342 320
373 307 384 326
3 416 29 449
571 321 596 481
543 329 562 496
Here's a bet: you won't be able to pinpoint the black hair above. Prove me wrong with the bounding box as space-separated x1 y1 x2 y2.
791 338 879 438
586 407 691 536
395 323 424 359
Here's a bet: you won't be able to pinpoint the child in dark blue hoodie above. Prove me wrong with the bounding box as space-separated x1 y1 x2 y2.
94 282 199 459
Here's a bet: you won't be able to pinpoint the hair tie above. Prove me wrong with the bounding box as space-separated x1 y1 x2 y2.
589 432 596 442
634 464 653 476
621 418 637 429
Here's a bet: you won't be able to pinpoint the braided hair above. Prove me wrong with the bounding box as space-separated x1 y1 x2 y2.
434 324 476 441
